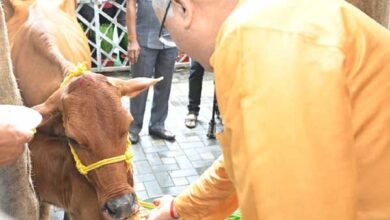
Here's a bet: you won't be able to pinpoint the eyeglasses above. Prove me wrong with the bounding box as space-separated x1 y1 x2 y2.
158 1 176 47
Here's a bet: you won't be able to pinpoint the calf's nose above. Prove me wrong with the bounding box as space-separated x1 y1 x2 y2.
104 193 138 219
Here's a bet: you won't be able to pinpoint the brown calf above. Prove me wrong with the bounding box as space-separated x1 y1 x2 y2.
31 74 161 220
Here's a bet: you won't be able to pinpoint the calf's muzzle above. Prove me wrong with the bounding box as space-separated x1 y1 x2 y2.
103 193 138 219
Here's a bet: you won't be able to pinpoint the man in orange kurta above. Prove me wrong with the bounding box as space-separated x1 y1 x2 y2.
150 0 390 219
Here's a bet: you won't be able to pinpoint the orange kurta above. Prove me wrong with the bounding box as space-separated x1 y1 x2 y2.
175 0 390 219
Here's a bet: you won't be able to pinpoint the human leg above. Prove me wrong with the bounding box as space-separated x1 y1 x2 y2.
148 47 177 140
188 60 205 113
185 60 204 128
129 47 158 143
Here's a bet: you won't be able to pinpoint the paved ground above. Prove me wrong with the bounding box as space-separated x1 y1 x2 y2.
123 69 222 201
52 68 222 218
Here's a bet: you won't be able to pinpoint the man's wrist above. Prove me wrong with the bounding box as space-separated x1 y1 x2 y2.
170 199 179 219
127 36 137 43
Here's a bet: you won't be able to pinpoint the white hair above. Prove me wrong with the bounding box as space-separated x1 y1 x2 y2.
152 0 173 17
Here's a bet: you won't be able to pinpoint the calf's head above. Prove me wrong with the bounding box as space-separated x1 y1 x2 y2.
34 73 162 219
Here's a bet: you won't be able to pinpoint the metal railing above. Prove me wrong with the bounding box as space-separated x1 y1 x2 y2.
76 0 190 73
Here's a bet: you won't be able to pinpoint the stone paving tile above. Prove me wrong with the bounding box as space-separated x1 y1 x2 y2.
135 173 156 182
201 138 220 146
51 207 65 220
146 152 163 166
138 137 154 148
134 182 145 191
191 160 214 169
211 151 222 159
182 148 198 156
144 181 163 198
134 160 153 174
143 145 169 153
200 152 215 160
196 145 221 153
175 135 202 143
151 139 167 146
195 167 210 176
161 186 188 197
170 168 198 178
154 172 175 188
132 145 146 161
184 126 205 134
183 153 202 163
135 191 149 201
151 164 180 172
157 149 185 157
165 141 181 150
188 155 203 162
186 175 200 184
174 155 193 169
172 177 189 186
161 157 176 164
179 141 204 149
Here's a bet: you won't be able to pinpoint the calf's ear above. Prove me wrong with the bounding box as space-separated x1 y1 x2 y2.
32 88 63 126
107 77 163 97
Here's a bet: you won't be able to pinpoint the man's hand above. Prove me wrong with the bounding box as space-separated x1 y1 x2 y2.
127 40 141 64
148 195 179 220
0 124 33 165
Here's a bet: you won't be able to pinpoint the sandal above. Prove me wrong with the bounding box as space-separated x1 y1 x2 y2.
185 112 198 128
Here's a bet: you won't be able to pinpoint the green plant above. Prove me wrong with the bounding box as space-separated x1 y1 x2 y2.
227 210 241 220
100 24 115 53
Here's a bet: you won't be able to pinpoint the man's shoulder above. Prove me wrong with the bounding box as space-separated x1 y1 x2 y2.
219 0 362 49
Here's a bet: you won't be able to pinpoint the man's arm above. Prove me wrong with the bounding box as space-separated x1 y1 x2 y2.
126 0 140 64
149 156 238 220
175 156 238 220
0 124 32 165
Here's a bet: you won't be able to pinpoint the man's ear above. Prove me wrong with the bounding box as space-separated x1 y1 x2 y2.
107 77 163 97
172 0 193 29
32 88 63 126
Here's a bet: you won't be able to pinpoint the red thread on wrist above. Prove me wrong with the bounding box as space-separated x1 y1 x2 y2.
170 199 179 219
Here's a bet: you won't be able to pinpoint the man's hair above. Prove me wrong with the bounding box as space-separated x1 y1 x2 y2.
152 0 173 17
